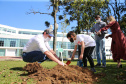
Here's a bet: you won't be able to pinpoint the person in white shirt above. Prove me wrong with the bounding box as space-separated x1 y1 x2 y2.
22 28 66 66
67 31 96 72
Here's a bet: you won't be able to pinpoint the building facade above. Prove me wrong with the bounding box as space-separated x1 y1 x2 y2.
0 24 112 59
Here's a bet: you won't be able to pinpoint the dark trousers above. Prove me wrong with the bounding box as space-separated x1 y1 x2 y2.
83 46 95 68
22 51 48 63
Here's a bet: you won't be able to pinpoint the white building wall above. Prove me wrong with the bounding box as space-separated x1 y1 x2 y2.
0 24 113 59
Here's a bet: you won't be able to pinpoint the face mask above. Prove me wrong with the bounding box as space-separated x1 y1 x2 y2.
96 19 100 23
70 38 74 43
45 37 51 42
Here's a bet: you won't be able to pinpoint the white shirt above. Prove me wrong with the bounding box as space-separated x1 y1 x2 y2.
74 34 96 47
23 34 52 53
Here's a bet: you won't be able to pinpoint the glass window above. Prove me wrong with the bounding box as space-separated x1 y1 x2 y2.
12 30 16 33
20 39 28 47
7 29 11 33
3 28 7 32
10 41 16 47
49 41 53 48
0 27 2 30
0 41 4 46
68 42 74 49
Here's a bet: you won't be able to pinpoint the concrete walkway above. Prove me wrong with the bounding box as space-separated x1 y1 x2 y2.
0 56 22 61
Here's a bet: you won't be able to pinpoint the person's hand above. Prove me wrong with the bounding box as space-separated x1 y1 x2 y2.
58 62 67 66
79 54 83 60
105 36 109 39
71 55 75 60
96 31 101 35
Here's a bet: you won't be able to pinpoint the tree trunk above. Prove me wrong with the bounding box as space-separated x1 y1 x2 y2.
53 0 57 52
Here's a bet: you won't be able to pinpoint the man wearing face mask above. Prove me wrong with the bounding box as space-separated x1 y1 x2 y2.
91 15 107 67
22 28 66 66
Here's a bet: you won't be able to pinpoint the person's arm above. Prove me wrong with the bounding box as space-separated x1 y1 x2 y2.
71 45 77 60
99 21 116 31
45 42 60 60
50 50 60 61
37 38 66 66
79 41 85 59
44 51 65 65
102 22 108 34
105 34 112 39
97 21 116 35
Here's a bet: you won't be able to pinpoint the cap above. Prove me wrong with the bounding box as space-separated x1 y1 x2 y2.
44 28 54 37
95 15 100 18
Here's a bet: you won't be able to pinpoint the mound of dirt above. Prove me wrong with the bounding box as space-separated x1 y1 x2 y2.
23 62 98 84
23 62 43 74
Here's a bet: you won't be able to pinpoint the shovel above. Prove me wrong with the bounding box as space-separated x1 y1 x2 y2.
66 60 71 65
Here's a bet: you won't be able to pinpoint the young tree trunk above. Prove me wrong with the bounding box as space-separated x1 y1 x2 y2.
53 0 57 52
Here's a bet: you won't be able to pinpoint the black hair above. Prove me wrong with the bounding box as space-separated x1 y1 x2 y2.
42 30 49 34
67 31 76 38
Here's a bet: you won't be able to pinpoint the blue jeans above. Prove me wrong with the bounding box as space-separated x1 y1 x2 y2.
96 38 106 65
22 51 48 63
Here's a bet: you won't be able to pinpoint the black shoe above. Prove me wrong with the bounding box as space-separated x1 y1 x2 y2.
95 64 101 67
90 68 96 72
102 64 106 68
118 64 122 68
84 66 87 68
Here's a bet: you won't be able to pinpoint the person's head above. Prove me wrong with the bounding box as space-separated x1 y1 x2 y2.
95 15 101 23
67 31 76 43
43 28 54 41
107 16 116 24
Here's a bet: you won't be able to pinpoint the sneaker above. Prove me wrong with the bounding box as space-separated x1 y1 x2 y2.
102 64 106 68
95 63 101 67
90 68 96 72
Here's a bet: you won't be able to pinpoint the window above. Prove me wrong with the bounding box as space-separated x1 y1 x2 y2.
0 41 4 46
20 40 28 47
3 28 7 32
10 41 16 47
12 30 16 33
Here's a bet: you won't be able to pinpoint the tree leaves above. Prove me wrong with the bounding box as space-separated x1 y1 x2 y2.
59 15 63 20
45 21 50 27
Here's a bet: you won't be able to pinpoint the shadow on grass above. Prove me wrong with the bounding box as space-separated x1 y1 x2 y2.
10 67 29 77
95 64 126 84
20 73 29 76
10 67 23 71
92 59 126 62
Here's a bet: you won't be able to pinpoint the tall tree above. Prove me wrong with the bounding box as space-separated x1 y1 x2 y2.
108 0 126 22
61 0 109 34
27 0 62 52
59 0 109 59
60 15 69 48
52 0 58 52
119 15 126 35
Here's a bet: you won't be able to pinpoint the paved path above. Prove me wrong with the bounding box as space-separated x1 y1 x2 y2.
0 56 22 61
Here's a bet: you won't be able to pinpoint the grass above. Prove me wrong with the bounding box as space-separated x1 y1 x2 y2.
0 59 126 84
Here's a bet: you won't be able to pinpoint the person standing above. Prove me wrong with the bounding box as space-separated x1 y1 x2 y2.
97 16 126 68
67 31 96 72
91 15 107 67
22 28 66 66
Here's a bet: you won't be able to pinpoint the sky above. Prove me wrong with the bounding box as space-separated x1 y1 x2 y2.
0 0 125 33
0 0 75 32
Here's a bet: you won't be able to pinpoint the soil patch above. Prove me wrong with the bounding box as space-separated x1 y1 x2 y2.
23 62 98 84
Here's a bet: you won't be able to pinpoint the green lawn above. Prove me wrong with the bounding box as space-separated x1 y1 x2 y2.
0 59 126 84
